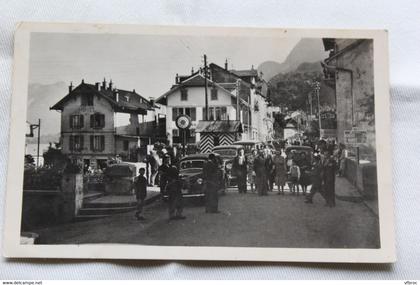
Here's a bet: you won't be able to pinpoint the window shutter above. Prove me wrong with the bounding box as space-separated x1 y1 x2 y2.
69 136 74 151
90 114 94 128
190 108 196 121
90 135 94 151
69 116 73 128
100 136 105 151
80 115 84 128
80 135 84 150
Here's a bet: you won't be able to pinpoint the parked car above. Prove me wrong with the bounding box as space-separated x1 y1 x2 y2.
162 153 226 199
285 146 314 170
103 162 145 195
212 145 244 186
232 140 263 156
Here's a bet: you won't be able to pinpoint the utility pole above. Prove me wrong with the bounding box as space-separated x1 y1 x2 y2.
204 54 209 121
36 119 41 168
314 81 322 136
236 79 241 121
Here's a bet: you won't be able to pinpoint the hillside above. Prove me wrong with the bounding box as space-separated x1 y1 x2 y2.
258 38 328 81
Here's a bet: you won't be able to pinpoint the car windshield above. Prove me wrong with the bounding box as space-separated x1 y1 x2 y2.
213 149 237 158
180 160 205 170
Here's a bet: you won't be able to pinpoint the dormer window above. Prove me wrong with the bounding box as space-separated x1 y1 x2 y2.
180 88 188 101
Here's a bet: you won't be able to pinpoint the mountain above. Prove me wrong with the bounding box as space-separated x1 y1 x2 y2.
26 81 68 136
258 38 328 81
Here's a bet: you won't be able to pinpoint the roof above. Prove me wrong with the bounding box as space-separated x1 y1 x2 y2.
155 73 249 106
195 120 243 133
213 145 244 150
230 69 258 77
50 82 152 114
179 153 221 161
233 140 262 145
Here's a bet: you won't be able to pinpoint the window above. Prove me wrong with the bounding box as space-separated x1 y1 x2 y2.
69 115 84 129
123 140 129 151
180 88 188 101
213 135 220 146
203 107 227 121
81 93 94 106
189 128 195 138
90 135 105 152
69 135 84 151
172 129 179 137
211 88 218 100
172 107 196 121
90 113 105 129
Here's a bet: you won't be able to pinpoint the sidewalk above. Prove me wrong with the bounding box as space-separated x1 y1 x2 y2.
335 176 378 217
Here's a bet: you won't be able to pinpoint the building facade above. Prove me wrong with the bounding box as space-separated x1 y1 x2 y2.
51 79 153 169
322 39 375 161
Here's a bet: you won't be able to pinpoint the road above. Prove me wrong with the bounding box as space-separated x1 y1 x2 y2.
38 178 380 248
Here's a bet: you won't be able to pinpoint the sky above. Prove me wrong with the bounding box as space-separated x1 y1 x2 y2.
29 32 301 99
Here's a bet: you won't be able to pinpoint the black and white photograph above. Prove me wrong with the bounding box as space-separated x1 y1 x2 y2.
3 23 394 262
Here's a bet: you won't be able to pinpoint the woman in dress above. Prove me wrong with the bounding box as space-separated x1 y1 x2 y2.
247 149 257 192
273 150 287 194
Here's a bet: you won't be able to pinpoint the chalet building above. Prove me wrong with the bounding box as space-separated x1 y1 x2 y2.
155 61 273 149
50 79 154 169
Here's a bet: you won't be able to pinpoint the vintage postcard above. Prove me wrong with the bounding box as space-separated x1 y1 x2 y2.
3 22 395 262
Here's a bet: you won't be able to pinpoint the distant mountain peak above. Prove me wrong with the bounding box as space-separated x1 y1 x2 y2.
258 38 328 81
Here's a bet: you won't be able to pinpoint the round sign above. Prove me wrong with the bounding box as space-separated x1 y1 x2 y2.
175 114 192 129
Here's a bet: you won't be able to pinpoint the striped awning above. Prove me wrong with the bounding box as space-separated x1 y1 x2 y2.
196 120 243 133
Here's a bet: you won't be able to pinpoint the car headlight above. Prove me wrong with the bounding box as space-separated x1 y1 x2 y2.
196 178 203 185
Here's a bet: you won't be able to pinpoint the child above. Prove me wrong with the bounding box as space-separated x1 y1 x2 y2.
289 160 301 195
134 168 147 220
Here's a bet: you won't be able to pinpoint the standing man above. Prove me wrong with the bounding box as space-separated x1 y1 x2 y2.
158 155 171 195
166 165 186 220
254 150 268 196
323 151 337 207
134 168 148 220
305 156 324 204
264 148 275 192
203 153 221 213
232 149 248 194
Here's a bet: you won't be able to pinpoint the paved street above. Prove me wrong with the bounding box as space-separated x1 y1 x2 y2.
37 177 380 248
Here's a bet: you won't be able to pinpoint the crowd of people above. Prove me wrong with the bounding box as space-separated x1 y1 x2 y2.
132 138 348 221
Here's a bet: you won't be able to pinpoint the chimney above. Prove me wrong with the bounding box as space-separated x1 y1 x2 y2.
95 82 100 90
108 79 113 90
191 67 194 74
102 78 106 90
68 81 73 93
149 97 155 107
175 73 179 84
81 79 85 84
114 89 119 102
225 59 228 70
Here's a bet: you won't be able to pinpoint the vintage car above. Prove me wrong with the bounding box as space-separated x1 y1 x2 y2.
285 145 314 171
232 140 263 156
162 153 225 199
212 145 244 186
103 162 146 195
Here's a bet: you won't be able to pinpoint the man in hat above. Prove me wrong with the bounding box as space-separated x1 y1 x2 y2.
166 164 186 220
203 153 221 213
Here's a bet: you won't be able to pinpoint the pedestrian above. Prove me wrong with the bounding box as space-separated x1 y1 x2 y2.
288 160 301 195
304 156 324 204
134 168 147 220
323 151 337 207
273 150 287 194
254 150 268 196
247 149 258 192
232 148 248 194
166 165 186 220
148 150 159 186
158 155 171 195
264 147 275 191
203 153 221 213
337 143 346 177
